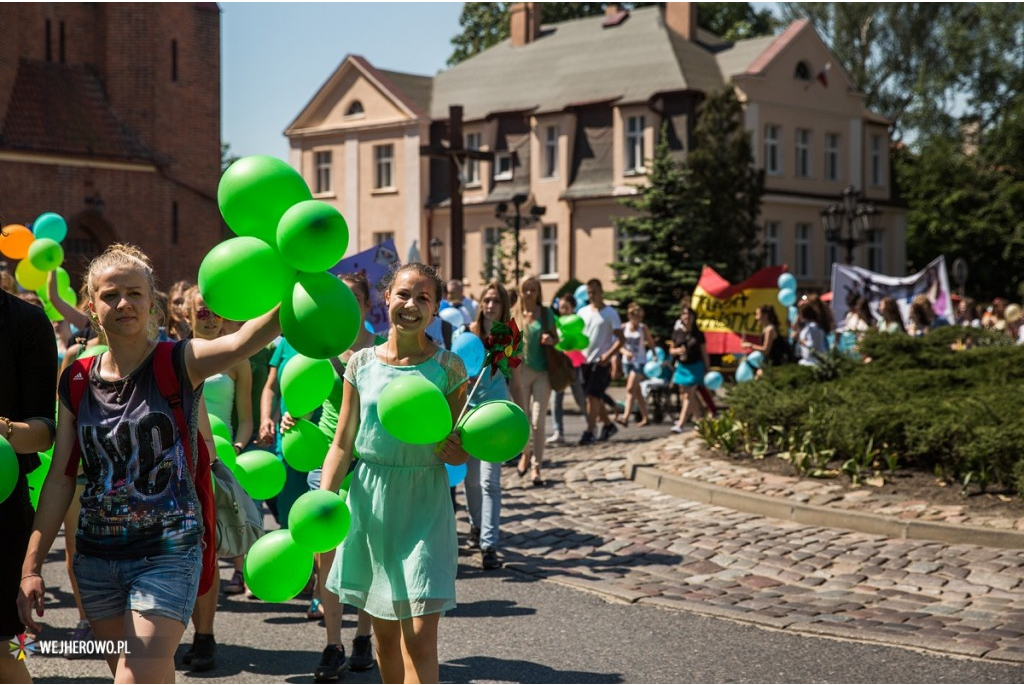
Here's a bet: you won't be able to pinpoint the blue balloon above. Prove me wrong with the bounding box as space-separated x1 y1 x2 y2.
735 362 755 383
446 462 467 487
788 305 799 323
777 273 797 292
778 288 797 307
643 360 662 379
574 284 588 302
452 331 486 375
439 300 451 310
704 371 724 391
364 320 374 334
439 307 466 329
746 351 764 369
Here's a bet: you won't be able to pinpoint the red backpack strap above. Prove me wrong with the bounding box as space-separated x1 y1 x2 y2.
152 341 217 595
63 355 98 478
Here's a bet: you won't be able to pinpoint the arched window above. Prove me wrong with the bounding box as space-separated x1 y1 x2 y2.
346 101 365 116
794 61 812 81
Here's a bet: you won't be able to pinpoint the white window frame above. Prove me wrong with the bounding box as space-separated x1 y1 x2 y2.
825 133 840 182
625 115 646 174
374 144 394 190
870 134 884 186
795 128 811 178
374 232 394 246
465 132 481 187
763 222 780 266
867 229 884 272
483 226 502 280
795 223 811 278
544 125 559 178
494 152 513 181
540 224 558 276
764 125 781 175
314 150 332 195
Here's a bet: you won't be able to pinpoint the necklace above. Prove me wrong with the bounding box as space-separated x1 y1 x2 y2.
112 375 132 403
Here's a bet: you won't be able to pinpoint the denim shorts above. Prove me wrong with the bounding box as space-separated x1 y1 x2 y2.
623 361 645 377
73 544 201 625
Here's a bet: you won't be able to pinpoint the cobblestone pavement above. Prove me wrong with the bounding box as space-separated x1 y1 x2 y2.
483 423 1024 665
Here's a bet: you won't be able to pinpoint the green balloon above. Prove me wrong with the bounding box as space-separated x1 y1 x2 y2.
280 354 335 416
213 435 237 471
288 490 351 553
219 156 313 245
243 529 314 603
27 450 51 510
458 400 531 463
234 450 286 500
198 237 296 321
281 272 360 359
28 238 64 272
557 314 585 337
377 376 451 444
276 200 349 273
0 436 18 503
281 419 329 472
338 470 353 499
15 259 46 291
208 414 232 443
80 345 108 359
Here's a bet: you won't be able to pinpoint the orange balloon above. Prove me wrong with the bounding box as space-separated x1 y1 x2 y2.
0 225 34 259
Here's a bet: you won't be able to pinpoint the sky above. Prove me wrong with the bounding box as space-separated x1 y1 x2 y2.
221 2 465 161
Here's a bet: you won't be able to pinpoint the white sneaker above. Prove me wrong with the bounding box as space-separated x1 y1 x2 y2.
545 432 565 445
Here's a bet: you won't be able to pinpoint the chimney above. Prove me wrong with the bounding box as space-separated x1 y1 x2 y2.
664 2 698 42
509 2 541 48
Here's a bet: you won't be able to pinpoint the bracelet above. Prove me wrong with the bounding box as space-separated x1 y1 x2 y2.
21 573 42 583
0 416 12 440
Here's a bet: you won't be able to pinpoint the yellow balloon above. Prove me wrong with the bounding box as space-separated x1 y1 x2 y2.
15 259 46 290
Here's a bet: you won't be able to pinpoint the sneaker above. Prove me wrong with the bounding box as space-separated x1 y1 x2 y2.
545 432 565 445
578 431 596 446
187 633 216 672
349 634 376 672
314 644 347 683
67 620 92 659
223 570 245 595
671 424 685 434
481 548 503 570
466 526 480 550
306 598 324 620
599 422 619 441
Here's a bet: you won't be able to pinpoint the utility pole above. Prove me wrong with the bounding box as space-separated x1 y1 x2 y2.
419 105 493 281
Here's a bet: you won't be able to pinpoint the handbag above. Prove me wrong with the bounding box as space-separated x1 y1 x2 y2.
541 309 574 392
211 458 265 558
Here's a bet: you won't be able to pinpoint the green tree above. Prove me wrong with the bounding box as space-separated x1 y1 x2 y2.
611 89 764 335
448 2 773 66
221 142 240 173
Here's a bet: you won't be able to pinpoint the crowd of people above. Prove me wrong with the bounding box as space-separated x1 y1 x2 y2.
4 238 1021 684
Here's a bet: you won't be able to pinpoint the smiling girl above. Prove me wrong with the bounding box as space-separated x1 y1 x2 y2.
320 262 468 684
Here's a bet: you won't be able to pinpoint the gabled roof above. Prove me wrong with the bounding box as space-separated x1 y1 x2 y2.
285 54 432 134
431 5 723 121
1 59 153 162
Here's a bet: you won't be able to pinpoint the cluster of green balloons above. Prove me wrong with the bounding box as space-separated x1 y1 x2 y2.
199 156 358 359
554 314 589 352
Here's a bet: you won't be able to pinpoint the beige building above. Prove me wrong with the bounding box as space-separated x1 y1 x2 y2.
285 3 904 300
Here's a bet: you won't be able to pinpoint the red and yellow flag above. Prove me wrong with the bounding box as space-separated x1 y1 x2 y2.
691 265 790 354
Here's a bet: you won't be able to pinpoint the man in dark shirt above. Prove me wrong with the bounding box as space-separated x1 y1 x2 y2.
0 286 58 682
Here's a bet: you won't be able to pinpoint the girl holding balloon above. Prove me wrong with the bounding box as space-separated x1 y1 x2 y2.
515 275 556 486
618 303 655 427
18 244 280 684
467 280 526 568
321 262 468 684
668 304 710 434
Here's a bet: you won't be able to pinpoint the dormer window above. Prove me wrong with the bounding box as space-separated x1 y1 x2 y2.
346 101 365 117
794 61 812 81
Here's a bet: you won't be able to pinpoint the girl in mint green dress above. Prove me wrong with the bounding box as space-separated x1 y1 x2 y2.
321 263 468 683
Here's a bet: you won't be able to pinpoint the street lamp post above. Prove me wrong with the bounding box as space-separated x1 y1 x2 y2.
495 193 545 285
820 185 882 265
428 236 444 270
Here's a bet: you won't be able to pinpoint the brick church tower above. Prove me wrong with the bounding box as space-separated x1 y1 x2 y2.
0 3 222 290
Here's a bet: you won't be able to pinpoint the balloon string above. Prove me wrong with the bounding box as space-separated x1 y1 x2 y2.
455 366 490 427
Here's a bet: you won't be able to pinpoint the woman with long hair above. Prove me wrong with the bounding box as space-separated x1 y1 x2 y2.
618 303 655 427
166 279 192 341
515 275 557 486
877 297 906 333
742 305 789 367
668 303 709 433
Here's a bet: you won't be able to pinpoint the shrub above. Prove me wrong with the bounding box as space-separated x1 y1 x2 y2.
724 327 1024 497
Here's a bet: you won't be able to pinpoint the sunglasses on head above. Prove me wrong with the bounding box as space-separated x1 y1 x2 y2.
195 308 222 321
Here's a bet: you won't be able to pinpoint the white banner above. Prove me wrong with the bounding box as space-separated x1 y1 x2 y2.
831 256 954 332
